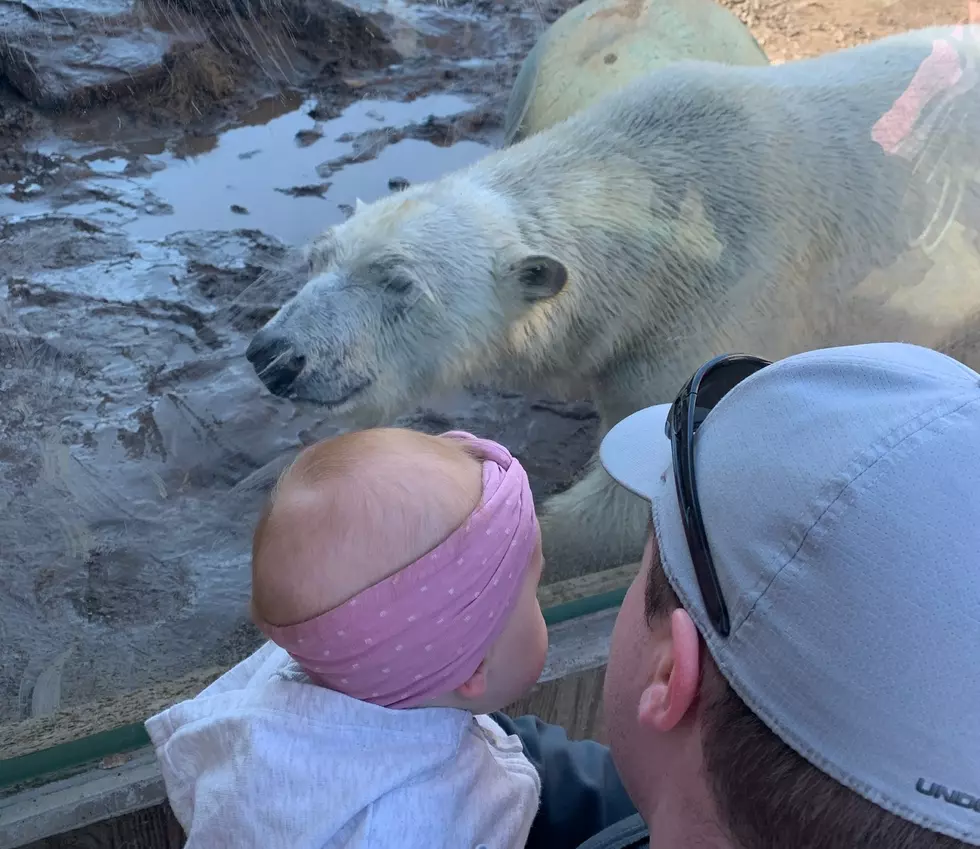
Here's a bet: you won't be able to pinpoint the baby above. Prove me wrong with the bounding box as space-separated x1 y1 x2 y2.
145 427 549 849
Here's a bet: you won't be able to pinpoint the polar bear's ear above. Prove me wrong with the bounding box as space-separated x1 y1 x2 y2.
511 255 568 302
303 233 337 271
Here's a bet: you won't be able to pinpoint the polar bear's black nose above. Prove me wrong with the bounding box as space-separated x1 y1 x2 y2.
245 332 306 397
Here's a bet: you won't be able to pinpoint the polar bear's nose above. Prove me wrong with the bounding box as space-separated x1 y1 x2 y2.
246 332 306 397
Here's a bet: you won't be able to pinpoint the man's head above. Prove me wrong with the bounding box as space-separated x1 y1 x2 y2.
599 342 980 849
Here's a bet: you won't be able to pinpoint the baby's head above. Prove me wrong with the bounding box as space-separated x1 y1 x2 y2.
250 427 548 713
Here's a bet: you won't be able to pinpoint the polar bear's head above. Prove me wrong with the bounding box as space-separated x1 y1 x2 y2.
245 180 568 421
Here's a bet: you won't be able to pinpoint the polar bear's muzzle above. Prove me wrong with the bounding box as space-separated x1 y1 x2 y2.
246 330 307 397
245 325 373 408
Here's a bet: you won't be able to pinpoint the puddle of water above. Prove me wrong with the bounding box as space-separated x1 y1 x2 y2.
1 92 495 247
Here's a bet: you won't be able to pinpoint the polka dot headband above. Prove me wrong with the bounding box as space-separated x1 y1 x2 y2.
254 431 539 709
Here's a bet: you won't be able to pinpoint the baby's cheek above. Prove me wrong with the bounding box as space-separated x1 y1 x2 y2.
531 604 549 675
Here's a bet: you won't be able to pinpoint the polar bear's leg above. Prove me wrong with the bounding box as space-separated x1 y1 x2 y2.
538 455 651 583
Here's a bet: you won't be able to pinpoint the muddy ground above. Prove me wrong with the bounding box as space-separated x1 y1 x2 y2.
0 0 971 733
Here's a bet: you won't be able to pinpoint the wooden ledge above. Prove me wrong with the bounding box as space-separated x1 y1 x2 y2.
538 561 640 611
0 604 621 849
0 562 639 766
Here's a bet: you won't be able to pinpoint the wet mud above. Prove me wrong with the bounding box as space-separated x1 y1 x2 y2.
0 0 599 727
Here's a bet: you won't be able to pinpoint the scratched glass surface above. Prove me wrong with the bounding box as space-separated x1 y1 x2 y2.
1 0 980 751
0 0 544 743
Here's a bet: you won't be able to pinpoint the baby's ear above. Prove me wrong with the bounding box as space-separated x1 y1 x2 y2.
454 658 488 701
503 254 569 302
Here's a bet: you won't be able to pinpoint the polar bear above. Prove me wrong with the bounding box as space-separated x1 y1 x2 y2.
246 25 980 583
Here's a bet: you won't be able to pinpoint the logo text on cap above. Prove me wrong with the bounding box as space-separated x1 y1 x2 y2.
916 778 980 813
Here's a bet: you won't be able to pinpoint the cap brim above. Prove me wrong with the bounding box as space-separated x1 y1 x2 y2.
599 403 716 675
600 403 714 663
599 403 674 502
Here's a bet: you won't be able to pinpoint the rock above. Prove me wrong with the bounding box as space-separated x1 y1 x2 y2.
165 0 404 68
295 129 323 147
0 0 409 112
0 93 36 139
275 182 332 198
0 0 205 109
309 101 344 121
124 155 167 177
503 0 770 145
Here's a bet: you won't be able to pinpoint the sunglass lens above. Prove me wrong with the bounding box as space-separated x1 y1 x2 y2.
693 360 768 427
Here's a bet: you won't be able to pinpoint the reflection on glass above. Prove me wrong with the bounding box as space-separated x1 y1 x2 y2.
2 14 980 757
0 91 603 739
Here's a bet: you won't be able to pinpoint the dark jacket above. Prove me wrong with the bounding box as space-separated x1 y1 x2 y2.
489 712 649 849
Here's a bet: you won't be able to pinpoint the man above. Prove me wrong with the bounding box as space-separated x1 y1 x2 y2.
492 341 980 849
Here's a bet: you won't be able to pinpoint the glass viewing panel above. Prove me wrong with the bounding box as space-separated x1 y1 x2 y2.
2 0 979 785
0 7 601 764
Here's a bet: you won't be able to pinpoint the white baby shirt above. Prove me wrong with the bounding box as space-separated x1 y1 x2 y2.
145 640 542 849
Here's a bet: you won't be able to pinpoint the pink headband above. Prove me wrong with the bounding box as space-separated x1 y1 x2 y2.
254 431 539 709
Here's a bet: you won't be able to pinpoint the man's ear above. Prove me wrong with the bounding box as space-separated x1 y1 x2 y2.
636 608 701 732
508 254 569 302
453 658 488 702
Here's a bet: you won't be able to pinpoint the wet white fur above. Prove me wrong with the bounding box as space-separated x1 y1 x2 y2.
256 25 980 580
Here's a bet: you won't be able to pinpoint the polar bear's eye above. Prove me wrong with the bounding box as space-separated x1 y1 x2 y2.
367 259 415 297
384 274 414 294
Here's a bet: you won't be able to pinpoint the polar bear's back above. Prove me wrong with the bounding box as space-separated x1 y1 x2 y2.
481 25 980 370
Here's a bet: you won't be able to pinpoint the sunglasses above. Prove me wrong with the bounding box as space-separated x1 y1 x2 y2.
664 353 772 637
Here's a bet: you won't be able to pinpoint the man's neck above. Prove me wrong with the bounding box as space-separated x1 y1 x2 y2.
641 783 733 849
646 821 733 849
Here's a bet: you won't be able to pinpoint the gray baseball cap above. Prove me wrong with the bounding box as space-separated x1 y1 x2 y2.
599 341 980 844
